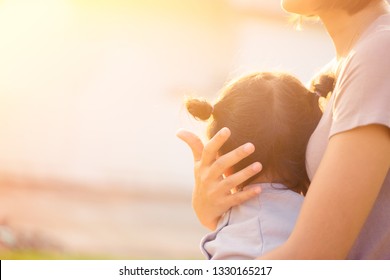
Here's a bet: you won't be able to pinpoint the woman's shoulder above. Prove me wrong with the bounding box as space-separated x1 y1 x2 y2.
328 14 390 137
353 14 390 59
340 15 390 77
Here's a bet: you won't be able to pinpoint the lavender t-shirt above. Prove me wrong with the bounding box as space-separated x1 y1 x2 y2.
306 14 390 259
201 183 303 260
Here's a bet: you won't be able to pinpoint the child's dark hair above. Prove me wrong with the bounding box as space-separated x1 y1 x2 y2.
186 72 334 195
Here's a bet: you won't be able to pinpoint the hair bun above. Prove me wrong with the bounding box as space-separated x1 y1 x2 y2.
185 97 213 121
312 73 336 98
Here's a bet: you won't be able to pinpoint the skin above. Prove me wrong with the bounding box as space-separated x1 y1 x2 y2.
261 125 390 259
176 127 262 230
282 0 329 16
177 0 390 258
259 0 390 259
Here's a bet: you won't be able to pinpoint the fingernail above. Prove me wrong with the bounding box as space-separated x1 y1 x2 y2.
243 143 254 153
254 187 261 194
175 130 182 137
220 127 230 137
252 162 262 172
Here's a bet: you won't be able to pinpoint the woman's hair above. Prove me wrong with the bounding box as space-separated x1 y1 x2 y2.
186 72 335 195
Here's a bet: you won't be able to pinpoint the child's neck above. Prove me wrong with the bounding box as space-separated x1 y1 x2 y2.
237 174 275 191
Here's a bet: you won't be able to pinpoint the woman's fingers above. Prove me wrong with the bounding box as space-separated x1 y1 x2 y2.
176 129 204 162
221 162 262 192
207 183 262 219
178 127 263 230
201 127 231 166
207 142 257 181
226 185 262 208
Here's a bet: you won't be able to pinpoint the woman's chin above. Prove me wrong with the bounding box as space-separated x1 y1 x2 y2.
280 0 315 16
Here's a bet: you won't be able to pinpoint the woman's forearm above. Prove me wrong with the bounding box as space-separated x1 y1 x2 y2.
259 125 390 259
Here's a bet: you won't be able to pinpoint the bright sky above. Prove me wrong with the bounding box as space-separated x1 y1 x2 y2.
0 0 333 192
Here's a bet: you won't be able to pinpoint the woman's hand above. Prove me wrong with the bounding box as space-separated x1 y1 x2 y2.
176 127 262 230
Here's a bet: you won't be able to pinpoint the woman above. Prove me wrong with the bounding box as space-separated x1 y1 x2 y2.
177 0 390 259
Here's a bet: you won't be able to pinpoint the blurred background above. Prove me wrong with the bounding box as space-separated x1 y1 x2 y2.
0 0 335 259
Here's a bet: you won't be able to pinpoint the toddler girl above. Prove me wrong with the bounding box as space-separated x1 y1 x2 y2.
185 71 333 259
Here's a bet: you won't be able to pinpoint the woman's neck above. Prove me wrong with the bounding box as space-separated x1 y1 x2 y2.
318 1 390 59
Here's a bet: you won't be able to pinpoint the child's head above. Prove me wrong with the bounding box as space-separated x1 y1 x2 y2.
186 72 333 195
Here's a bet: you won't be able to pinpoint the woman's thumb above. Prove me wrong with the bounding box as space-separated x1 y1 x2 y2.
176 129 204 162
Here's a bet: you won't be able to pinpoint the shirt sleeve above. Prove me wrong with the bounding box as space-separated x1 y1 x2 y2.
330 31 390 137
